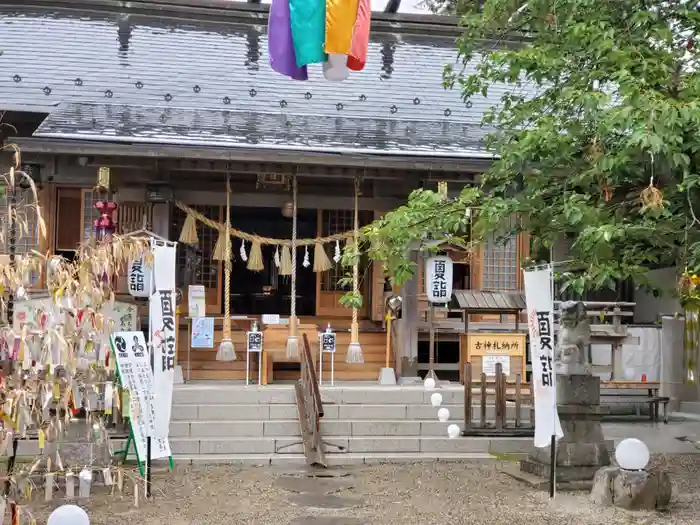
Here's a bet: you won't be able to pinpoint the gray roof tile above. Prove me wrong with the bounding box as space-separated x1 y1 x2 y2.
0 6 523 155
34 102 489 154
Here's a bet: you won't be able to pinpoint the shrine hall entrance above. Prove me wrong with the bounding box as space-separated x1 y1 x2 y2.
227 206 318 316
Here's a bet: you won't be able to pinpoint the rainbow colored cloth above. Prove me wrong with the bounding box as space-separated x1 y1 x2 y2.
268 0 372 81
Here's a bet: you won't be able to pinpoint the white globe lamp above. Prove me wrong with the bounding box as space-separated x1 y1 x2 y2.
615 438 650 471
424 377 436 391
47 504 90 525
437 407 450 422
430 392 443 407
447 424 460 439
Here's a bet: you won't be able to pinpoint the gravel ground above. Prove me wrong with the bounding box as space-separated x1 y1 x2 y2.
26 455 700 525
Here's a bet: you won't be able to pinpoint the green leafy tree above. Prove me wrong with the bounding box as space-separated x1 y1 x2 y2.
357 0 700 298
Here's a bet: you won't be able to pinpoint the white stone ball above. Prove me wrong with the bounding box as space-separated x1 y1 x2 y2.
447 424 460 439
424 377 436 391
47 505 90 525
615 438 650 471
430 392 443 407
437 407 450 422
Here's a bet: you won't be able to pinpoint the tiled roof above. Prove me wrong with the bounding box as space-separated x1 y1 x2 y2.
0 5 523 156
35 102 491 155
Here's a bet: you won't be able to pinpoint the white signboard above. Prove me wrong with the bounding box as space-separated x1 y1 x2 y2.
153 240 177 291
128 256 153 298
188 285 206 318
482 355 510 377
110 331 171 460
150 290 177 440
261 314 281 325
523 267 563 448
425 256 453 304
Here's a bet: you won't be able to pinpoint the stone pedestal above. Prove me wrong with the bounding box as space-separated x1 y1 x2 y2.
520 374 610 486
591 466 672 510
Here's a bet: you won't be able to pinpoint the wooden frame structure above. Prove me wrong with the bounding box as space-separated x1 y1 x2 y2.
454 290 528 383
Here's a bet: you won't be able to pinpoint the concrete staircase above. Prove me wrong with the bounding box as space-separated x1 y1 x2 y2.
168 383 536 465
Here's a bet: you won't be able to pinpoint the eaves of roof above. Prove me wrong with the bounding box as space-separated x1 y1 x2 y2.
0 0 466 38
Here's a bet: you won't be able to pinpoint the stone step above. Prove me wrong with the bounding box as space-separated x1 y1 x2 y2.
170 419 523 438
167 436 535 456
173 403 530 422
175 452 495 466
173 385 470 406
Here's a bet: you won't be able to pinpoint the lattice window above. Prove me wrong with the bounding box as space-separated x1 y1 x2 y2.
320 209 372 292
172 205 220 289
482 233 518 291
0 187 39 255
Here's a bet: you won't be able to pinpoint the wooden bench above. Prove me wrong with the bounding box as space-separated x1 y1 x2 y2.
600 381 669 424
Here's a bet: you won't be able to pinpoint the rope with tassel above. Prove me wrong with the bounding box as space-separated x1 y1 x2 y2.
176 200 352 247
346 177 364 364
286 175 299 358
216 175 236 362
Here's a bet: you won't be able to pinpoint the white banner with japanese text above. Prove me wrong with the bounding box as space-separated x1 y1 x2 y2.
523 267 564 448
110 331 171 460
150 289 177 439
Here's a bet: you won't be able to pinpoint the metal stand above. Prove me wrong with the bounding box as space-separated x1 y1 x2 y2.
549 434 556 498
379 314 396 385
246 349 262 386
319 343 335 386
426 303 438 382
146 436 152 498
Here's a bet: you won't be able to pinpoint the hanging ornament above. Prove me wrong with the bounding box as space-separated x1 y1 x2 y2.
303 246 311 268
274 247 281 267
333 240 341 263
240 240 248 262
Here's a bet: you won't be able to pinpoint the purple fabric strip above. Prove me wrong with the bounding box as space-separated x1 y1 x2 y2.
268 0 308 80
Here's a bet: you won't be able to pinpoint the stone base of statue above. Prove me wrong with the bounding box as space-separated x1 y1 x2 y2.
504 374 611 490
591 466 672 510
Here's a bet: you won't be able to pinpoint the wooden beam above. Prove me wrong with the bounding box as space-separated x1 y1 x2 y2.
13 138 493 173
178 190 401 212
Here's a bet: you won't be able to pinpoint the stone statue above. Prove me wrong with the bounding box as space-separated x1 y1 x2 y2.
556 300 592 375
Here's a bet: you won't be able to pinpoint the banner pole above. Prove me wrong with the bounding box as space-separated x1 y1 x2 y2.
548 258 557 499
147 331 154 499
549 434 556 498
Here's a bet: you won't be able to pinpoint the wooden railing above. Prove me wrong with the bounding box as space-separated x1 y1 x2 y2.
294 333 326 467
463 362 534 437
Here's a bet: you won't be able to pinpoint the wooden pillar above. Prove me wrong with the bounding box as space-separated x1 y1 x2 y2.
398 249 419 377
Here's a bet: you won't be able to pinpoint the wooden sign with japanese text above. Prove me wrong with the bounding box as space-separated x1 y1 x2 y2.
466 333 526 357
461 332 527 380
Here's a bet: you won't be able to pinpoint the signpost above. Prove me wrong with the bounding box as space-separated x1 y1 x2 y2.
425 256 454 381
246 328 263 385
319 327 336 385
110 331 172 480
